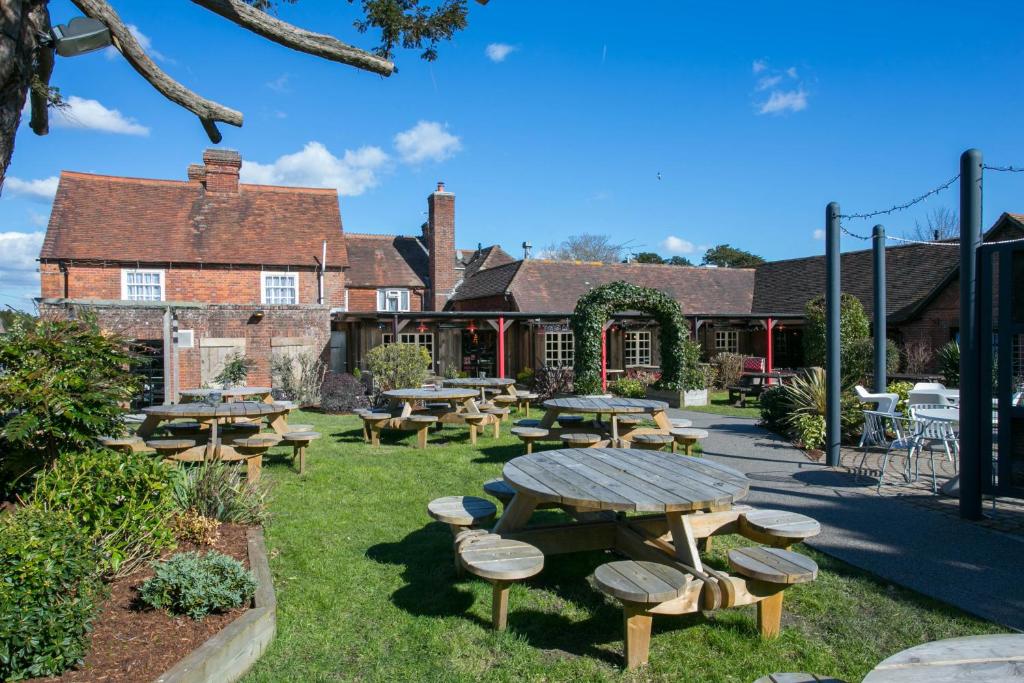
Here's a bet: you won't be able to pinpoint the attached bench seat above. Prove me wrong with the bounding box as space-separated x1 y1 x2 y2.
556 415 585 428
147 438 197 458
459 534 544 631
510 426 549 454
514 418 542 428
594 560 692 669
738 509 821 549
404 414 438 449
281 430 320 474
615 414 646 427
98 435 147 453
482 478 558 510
629 433 673 451
428 495 499 577
232 436 277 481
753 675 847 683
670 428 709 455
727 546 818 638
560 433 601 448
361 412 393 447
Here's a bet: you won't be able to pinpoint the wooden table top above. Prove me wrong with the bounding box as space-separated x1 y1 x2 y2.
542 397 668 414
503 448 748 513
179 386 272 399
142 401 284 419
863 633 1024 682
442 377 516 388
383 388 479 401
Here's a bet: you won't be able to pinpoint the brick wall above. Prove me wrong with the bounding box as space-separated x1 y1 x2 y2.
347 287 425 313
893 277 960 365
40 262 346 306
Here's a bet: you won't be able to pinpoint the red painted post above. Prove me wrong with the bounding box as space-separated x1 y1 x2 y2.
766 317 774 375
497 315 505 378
601 327 608 393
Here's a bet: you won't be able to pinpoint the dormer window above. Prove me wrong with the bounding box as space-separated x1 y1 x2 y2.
377 288 410 312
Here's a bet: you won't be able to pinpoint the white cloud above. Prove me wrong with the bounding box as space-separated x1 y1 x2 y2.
485 43 517 62
813 228 825 240
759 89 808 115
752 59 768 74
0 231 44 288
29 210 49 227
105 24 170 62
661 236 698 254
756 75 782 91
266 74 290 93
4 175 58 201
241 142 390 197
786 66 798 78
53 96 149 135
393 121 461 164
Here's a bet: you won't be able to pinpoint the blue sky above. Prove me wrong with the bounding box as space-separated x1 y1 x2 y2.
3 0 1024 310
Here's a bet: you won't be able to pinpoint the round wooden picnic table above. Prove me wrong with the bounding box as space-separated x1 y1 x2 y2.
441 377 516 402
863 633 1024 682
179 386 273 402
138 401 288 459
540 396 671 444
382 387 479 403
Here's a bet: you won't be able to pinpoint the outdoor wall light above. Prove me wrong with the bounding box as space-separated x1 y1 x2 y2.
249 310 265 323
51 17 112 57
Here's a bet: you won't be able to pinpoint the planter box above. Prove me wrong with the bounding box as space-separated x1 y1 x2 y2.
155 528 276 683
645 387 708 408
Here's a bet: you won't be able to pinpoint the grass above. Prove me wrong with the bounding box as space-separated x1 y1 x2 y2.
244 410 1004 683
682 390 762 419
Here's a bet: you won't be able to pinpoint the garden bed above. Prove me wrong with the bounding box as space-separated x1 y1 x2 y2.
34 524 255 683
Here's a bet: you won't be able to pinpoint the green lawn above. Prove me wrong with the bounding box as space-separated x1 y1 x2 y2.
244 411 1002 683
683 390 762 419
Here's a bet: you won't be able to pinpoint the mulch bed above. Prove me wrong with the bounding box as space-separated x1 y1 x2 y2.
34 522 254 683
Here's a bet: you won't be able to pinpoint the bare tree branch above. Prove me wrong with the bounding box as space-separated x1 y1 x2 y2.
190 0 395 76
908 206 958 241
70 0 243 140
27 3 53 136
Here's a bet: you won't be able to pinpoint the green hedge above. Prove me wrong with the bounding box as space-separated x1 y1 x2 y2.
0 507 104 680
570 281 696 394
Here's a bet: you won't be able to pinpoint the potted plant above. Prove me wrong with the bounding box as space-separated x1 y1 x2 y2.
645 338 709 407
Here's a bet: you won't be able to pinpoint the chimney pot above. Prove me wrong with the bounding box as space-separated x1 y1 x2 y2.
201 148 242 193
187 164 206 185
436 181 445 192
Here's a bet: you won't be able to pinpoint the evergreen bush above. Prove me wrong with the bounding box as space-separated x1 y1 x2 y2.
140 551 256 620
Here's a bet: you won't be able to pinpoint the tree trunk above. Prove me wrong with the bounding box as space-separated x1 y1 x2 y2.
0 0 47 194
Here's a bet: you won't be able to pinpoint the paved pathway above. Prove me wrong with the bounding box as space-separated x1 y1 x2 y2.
672 408 1024 632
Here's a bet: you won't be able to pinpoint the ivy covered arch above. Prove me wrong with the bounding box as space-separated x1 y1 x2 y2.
570 281 699 394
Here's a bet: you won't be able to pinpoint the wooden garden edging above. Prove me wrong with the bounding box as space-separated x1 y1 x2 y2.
154 528 276 683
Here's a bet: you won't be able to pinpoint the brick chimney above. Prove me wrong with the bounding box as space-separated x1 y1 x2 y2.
427 181 457 310
186 163 206 184
200 148 241 193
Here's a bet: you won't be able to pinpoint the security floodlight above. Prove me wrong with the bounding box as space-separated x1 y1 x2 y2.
52 17 112 57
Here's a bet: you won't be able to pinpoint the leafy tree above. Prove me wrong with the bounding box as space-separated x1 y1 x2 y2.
633 252 664 264
701 244 765 268
1 0 476 189
365 342 430 401
667 255 693 266
545 234 628 263
802 293 872 386
0 311 139 490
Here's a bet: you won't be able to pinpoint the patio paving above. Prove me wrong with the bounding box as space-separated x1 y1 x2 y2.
670 408 1024 632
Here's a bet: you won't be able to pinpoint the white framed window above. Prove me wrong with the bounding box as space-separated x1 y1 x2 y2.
262 272 298 304
624 330 652 367
121 269 164 301
382 332 434 366
544 331 574 367
715 330 739 353
377 288 411 312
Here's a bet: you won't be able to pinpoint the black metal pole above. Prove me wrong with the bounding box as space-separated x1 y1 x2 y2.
872 225 887 392
825 202 842 467
959 149 983 520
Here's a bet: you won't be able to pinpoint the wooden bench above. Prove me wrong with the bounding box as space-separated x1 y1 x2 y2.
463 413 488 445
510 426 549 454
616 414 646 428
361 412 393 447
459 534 544 631
232 436 277 481
147 438 197 459
98 435 146 453
560 433 601 448
483 407 510 435
285 423 314 433
482 478 517 505
593 560 692 669
281 431 320 474
738 509 821 549
670 427 709 455
163 421 206 437
556 415 585 428
514 418 542 428
629 433 673 451
727 385 753 407
427 496 499 577
670 418 693 429
727 547 818 638
493 389 538 416
404 415 438 449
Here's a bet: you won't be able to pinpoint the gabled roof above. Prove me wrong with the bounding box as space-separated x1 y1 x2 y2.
40 171 347 268
452 259 756 314
462 245 516 279
344 233 429 288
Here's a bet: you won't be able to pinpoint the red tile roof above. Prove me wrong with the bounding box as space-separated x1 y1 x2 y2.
40 171 347 268
344 233 428 287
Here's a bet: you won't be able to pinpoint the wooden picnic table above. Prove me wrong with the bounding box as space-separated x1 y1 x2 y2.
179 386 274 403
381 387 500 439
539 396 672 446
863 633 1024 682
138 401 289 461
441 377 516 402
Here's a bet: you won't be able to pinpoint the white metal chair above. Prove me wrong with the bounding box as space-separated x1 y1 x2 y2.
908 404 959 472
859 412 940 493
854 385 899 414
858 408 894 451
912 382 946 391
907 391 948 407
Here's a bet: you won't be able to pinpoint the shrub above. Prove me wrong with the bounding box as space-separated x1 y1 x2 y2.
712 352 746 389
845 338 901 386
27 449 178 578
140 551 256 620
887 380 914 414
532 365 574 401
937 341 960 387
0 507 104 680
675 336 708 391
515 367 535 388
610 377 646 398
320 372 370 413
759 385 792 434
624 368 660 386
802 293 871 372
0 313 140 490
173 509 221 546
213 351 254 388
791 413 826 451
902 340 934 375
271 351 326 407
171 461 269 525
365 343 431 398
